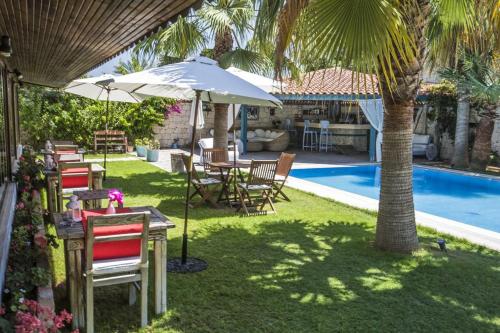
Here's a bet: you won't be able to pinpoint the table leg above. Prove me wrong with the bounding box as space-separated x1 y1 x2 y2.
67 239 85 330
47 176 56 214
93 172 103 190
154 237 168 314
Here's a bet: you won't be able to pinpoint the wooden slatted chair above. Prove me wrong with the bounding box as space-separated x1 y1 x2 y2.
182 154 222 208
201 148 229 179
84 212 150 333
57 162 93 212
54 144 83 163
273 153 296 201
236 160 278 215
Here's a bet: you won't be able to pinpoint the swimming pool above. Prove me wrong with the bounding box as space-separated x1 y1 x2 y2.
290 165 500 233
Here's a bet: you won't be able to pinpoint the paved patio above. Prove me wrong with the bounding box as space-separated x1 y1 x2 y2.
150 148 370 172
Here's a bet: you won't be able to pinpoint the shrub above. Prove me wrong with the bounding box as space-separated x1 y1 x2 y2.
19 85 177 150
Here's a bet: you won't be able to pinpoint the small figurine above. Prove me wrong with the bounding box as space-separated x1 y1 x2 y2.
45 155 55 170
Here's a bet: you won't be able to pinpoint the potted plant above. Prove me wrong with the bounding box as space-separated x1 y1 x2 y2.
146 139 160 162
135 138 148 157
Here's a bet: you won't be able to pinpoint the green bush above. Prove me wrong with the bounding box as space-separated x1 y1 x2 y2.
19 85 175 150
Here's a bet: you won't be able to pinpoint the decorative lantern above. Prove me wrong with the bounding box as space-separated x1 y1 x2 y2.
66 195 82 222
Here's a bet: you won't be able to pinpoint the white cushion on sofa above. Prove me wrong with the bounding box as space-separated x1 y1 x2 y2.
265 130 272 138
247 131 256 139
255 129 265 137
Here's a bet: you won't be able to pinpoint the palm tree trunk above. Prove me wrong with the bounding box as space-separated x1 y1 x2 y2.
213 103 228 148
376 96 419 253
212 28 233 150
451 90 470 168
375 0 429 253
470 105 498 170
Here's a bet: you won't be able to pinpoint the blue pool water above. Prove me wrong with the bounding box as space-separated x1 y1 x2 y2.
290 165 500 233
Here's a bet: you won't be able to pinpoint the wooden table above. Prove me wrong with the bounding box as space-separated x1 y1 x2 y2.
53 206 175 330
210 161 251 205
44 164 105 214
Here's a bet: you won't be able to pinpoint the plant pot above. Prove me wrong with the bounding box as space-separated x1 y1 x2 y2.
127 145 134 153
146 149 159 162
136 145 147 157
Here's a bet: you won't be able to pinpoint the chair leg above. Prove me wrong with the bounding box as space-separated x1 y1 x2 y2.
236 187 249 215
264 190 276 213
86 274 94 333
129 283 137 306
273 182 290 201
140 268 148 327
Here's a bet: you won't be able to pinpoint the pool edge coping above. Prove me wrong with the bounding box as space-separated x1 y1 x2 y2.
286 175 500 252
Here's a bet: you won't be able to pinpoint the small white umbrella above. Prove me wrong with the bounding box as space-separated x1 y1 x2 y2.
111 56 282 270
64 74 143 180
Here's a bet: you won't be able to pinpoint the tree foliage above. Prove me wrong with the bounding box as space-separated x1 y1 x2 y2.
19 85 173 149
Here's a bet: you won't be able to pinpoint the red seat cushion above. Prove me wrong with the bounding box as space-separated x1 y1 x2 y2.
82 208 143 260
61 167 89 189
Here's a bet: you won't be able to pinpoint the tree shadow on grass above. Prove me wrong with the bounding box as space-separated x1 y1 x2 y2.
137 219 499 333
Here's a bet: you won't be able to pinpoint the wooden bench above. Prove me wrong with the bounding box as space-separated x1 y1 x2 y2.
94 130 128 152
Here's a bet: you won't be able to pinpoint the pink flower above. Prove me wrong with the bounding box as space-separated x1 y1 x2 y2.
34 233 48 249
16 202 25 210
23 175 30 182
108 189 124 205
0 306 5 316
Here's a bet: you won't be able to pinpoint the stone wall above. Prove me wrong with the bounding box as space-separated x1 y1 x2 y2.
153 102 193 148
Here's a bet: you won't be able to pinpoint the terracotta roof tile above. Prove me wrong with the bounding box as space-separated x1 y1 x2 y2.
281 68 379 95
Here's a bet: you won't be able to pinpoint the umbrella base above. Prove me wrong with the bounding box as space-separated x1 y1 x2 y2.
167 257 208 273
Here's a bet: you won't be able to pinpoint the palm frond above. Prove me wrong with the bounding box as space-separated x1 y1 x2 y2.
218 48 273 74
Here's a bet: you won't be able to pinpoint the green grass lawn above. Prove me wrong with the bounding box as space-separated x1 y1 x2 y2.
84 153 134 160
49 160 500 333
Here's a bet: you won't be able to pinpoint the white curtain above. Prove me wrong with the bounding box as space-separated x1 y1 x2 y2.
227 104 241 130
189 98 205 129
358 99 384 162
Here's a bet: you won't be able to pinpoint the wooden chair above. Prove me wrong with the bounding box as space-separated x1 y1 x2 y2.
84 212 150 333
182 155 222 208
201 148 228 179
54 144 83 163
273 153 296 201
57 162 93 212
236 160 278 215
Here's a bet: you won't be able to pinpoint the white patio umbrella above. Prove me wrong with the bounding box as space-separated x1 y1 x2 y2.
111 56 282 271
64 74 143 180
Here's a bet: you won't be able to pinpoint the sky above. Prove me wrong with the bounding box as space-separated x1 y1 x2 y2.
88 49 133 76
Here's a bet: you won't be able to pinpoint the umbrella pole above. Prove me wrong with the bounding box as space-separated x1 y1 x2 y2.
103 91 109 181
232 104 237 202
181 90 201 264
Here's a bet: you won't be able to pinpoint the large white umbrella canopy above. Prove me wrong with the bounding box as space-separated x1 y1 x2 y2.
110 56 282 107
64 74 143 180
64 74 143 103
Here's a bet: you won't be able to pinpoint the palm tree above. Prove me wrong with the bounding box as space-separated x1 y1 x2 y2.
427 0 499 169
114 50 155 75
255 0 478 252
139 0 259 150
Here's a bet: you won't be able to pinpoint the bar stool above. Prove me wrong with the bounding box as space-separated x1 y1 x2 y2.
319 120 335 152
284 118 298 145
302 120 318 151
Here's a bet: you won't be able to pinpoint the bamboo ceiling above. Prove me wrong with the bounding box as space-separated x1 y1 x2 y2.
0 0 201 87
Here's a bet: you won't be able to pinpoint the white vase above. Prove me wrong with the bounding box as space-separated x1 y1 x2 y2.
106 201 116 214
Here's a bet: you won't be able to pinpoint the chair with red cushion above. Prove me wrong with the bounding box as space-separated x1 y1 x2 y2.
57 162 93 212
84 211 150 333
54 144 83 163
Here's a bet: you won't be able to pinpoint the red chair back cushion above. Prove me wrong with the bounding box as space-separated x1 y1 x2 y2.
82 208 143 260
61 167 89 189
